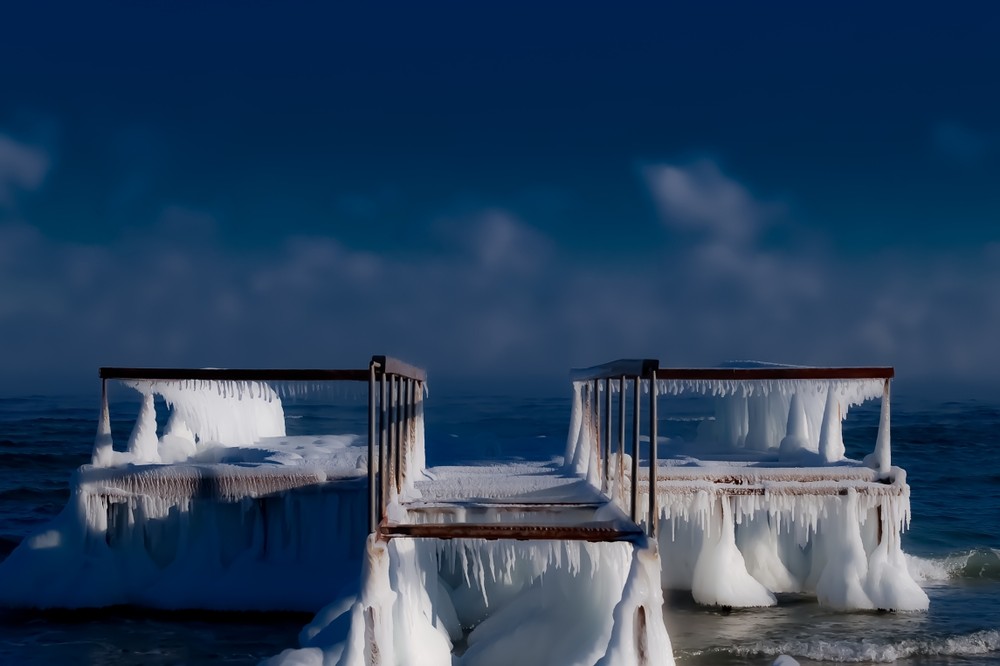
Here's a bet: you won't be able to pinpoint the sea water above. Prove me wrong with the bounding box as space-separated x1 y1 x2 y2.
0 391 998 665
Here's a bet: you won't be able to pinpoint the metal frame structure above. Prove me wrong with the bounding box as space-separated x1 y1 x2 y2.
100 355 426 535
570 359 660 536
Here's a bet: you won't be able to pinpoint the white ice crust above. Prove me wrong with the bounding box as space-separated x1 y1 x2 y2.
565 374 927 612
268 536 674 666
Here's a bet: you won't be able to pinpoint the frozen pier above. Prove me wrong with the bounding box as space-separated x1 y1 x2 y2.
0 355 930 666
567 359 927 612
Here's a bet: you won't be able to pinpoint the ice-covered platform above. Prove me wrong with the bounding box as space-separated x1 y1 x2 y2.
0 355 930 666
567 359 928 612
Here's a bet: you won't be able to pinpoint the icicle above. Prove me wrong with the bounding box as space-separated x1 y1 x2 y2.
864 379 892 478
818 386 845 462
92 382 114 467
778 393 809 461
127 391 161 463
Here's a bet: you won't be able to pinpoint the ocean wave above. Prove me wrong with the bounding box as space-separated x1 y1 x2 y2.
906 549 1000 582
695 628 1000 663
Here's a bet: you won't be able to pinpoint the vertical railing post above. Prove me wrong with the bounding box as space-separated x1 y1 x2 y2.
368 361 377 533
631 376 641 523
379 372 387 526
603 377 611 493
387 375 396 501
618 375 626 498
648 373 658 537
592 379 601 482
395 376 403 494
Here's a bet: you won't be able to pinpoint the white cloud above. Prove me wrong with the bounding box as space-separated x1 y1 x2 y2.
642 159 778 246
0 134 50 206
1 172 999 393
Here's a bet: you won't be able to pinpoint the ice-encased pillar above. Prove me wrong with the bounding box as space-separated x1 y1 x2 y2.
867 379 892 478
818 386 845 463
92 379 114 467
778 393 809 461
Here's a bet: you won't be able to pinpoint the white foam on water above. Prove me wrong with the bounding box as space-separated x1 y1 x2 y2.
708 628 1000 663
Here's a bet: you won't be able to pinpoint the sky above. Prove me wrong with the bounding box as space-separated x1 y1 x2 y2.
1 2 999 395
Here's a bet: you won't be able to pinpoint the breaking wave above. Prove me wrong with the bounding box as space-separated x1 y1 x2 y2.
907 549 1000 582
694 628 1000 662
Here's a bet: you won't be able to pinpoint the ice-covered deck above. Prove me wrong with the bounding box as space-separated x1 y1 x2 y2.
566 359 927 612
0 354 931 666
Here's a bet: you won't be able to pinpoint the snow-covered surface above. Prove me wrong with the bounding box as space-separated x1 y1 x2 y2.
414 461 605 504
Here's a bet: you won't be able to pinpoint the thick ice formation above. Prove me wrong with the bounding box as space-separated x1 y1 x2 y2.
271 536 674 666
646 479 928 611
0 476 369 610
565 376 886 475
565 372 926 611
0 378 398 611
93 379 287 467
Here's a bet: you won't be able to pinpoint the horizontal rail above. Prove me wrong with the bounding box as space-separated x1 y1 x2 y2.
403 501 607 511
570 358 659 382
100 367 370 382
380 522 645 542
655 367 894 381
370 355 427 382
641 482 907 497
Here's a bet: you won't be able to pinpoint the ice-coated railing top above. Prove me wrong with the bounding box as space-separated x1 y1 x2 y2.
654 366 893 381
95 356 427 534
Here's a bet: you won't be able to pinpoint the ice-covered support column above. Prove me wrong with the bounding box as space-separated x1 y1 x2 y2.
127 391 161 464
818 386 845 463
864 379 892 478
413 381 426 472
331 535 399 666
596 540 675 666
92 379 114 467
692 497 776 607
778 393 809 461
565 381 586 476
715 395 749 449
565 381 600 485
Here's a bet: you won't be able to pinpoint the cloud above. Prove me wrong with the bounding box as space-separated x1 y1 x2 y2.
0 134 50 206
642 159 780 246
1 163 999 394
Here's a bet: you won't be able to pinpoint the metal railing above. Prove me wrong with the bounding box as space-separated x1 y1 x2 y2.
99 355 427 535
367 356 427 534
570 359 660 537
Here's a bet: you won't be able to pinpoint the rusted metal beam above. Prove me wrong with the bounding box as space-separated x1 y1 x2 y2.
402 501 607 511
370 356 427 382
100 367 370 382
639 483 906 496
380 522 645 542
655 367 894 381
570 359 659 382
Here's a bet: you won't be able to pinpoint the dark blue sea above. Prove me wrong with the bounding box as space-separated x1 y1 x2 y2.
0 390 998 665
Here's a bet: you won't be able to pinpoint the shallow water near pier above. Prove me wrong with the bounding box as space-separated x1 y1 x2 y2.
1 391 998 664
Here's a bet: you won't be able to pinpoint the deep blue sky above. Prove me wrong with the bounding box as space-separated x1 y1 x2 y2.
1 2 999 394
